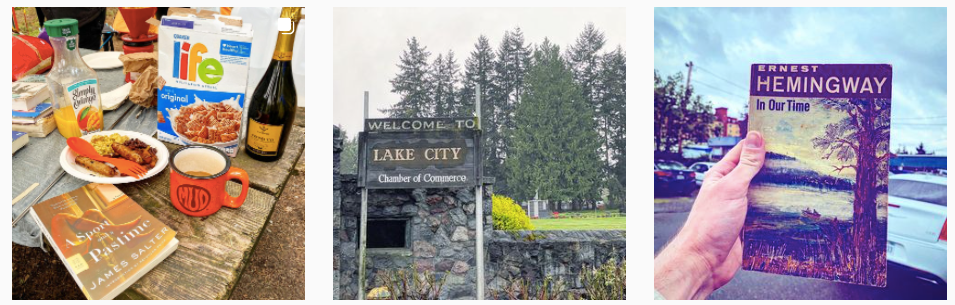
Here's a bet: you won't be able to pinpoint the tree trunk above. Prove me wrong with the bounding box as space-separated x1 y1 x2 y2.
851 101 879 285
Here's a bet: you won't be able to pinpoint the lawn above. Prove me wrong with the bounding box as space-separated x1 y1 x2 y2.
530 216 626 230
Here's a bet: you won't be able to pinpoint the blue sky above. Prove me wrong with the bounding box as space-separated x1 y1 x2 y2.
654 7 947 155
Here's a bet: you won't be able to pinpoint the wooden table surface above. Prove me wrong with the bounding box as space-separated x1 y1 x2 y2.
13 49 306 300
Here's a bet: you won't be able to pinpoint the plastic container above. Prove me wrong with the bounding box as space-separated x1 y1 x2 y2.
44 19 104 138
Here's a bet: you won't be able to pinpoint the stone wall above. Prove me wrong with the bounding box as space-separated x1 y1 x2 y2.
332 125 625 299
484 230 626 299
337 176 492 300
332 127 342 300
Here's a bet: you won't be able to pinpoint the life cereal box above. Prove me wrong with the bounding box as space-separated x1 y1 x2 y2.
157 13 253 157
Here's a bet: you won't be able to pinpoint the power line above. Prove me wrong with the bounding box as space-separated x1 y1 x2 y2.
695 65 749 92
692 80 749 100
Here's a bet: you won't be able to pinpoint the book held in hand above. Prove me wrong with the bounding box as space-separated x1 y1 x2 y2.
30 183 179 300
744 64 891 287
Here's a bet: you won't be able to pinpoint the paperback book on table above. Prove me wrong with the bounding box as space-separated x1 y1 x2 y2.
12 75 51 111
13 103 52 124
13 131 29 154
743 64 891 287
30 183 179 300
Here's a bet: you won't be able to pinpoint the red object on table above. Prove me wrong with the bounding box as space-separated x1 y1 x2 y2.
169 146 250 217
12 35 54 81
119 7 157 39
118 7 158 83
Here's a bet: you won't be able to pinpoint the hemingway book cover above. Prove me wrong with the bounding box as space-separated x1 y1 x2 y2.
30 183 178 299
743 64 891 287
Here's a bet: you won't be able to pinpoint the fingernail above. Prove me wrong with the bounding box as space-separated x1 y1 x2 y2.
745 131 763 148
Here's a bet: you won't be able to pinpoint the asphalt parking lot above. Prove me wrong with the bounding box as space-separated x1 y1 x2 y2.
654 195 947 300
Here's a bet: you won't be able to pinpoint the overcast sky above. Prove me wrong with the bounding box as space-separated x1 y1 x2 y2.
655 7 947 155
333 7 626 135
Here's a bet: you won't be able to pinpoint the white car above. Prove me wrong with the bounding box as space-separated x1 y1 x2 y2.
688 162 717 186
887 174 947 285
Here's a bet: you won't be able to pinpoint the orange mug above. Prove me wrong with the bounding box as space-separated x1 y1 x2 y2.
170 145 249 217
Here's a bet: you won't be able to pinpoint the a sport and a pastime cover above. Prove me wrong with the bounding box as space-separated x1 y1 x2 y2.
744 64 891 287
31 183 178 299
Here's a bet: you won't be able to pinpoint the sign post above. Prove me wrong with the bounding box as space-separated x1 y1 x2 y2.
358 91 369 300
475 83 484 300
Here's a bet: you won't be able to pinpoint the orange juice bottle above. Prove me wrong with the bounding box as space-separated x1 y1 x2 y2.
44 19 104 138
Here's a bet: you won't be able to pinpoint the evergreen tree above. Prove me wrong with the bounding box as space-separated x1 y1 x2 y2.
384 37 433 118
506 38 602 210
567 23 607 106
429 51 461 117
460 35 503 184
493 27 532 192
598 46 626 206
566 23 608 208
339 128 359 175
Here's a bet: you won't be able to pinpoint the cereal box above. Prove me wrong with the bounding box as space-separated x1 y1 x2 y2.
157 14 253 157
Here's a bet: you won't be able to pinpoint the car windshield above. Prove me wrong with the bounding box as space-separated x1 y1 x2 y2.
888 179 947 206
656 162 686 170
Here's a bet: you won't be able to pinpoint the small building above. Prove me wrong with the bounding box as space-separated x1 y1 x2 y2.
713 107 742 137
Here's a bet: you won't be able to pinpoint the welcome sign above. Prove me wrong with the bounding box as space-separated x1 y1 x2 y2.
359 118 481 189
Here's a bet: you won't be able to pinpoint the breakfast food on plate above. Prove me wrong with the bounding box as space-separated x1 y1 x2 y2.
173 103 242 144
90 133 130 157
75 156 119 177
74 133 160 178
112 143 143 164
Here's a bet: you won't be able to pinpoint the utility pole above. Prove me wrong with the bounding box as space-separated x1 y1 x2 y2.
677 61 694 155
685 61 694 98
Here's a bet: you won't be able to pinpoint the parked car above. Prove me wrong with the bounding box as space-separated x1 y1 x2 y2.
688 162 717 186
654 160 697 196
887 174 947 285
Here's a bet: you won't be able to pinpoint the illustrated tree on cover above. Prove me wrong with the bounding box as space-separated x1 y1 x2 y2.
811 98 890 286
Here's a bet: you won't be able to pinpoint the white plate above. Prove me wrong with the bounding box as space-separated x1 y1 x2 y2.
165 96 243 148
82 51 124 70
60 131 169 184
102 83 131 111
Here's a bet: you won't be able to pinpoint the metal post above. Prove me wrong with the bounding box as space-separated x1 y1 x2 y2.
358 188 368 300
363 91 369 122
474 83 485 300
358 91 369 300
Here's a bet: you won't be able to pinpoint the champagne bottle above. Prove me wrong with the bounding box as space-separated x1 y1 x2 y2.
245 7 302 162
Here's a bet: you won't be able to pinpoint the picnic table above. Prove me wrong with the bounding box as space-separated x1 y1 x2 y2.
12 48 306 300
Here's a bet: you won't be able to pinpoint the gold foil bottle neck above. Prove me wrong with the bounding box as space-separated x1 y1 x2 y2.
273 7 302 61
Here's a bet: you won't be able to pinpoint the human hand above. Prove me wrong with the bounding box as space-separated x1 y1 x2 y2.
654 131 766 299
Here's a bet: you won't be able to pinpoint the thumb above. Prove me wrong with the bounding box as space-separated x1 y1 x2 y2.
726 131 766 183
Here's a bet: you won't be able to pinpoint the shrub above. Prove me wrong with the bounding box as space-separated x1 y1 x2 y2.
489 276 571 300
580 257 626 300
492 194 534 231
371 263 448 300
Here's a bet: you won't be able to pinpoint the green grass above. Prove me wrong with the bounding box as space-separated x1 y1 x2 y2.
530 217 626 230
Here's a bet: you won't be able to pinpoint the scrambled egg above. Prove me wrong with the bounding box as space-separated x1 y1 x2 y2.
90 133 129 156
